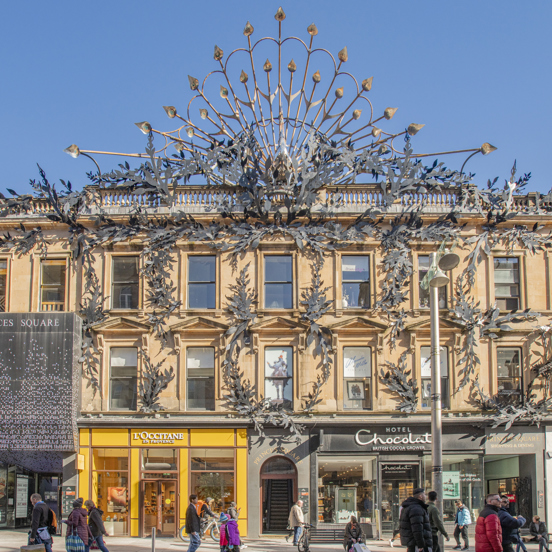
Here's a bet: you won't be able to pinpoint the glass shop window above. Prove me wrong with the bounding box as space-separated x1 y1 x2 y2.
190 449 234 514
142 449 177 472
264 255 292 309
187 347 215 411
341 256 370 308
497 348 522 401
264 347 293 410
420 346 450 409
91 449 129 536
494 258 520 310
40 260 66 311
343 347 372 410
188 256 216 309
109 347 138 411
418 255 446 309
0 261 7 312
112 257 139 309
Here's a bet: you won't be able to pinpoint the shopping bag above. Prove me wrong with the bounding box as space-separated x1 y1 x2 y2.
353 544 370 552
66 534 86 552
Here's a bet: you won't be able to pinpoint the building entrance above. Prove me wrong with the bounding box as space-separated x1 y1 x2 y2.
380 463 419 534
261 456 297 533
141 480 177 537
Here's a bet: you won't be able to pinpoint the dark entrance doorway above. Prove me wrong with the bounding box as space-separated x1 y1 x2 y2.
261 456 297 533
141 480 177 537
380 463 419 534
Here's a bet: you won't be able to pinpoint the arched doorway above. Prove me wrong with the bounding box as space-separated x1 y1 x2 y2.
260 456 297 533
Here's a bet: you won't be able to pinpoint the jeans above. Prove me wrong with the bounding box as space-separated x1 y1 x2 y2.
293 525 303 545
188 531 201 552
454 525 469 548
29 533 52 552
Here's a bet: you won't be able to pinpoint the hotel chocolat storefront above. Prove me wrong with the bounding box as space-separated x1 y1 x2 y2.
311 422 545 538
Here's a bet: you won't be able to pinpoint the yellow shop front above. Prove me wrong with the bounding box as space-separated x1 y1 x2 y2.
77 427 248 538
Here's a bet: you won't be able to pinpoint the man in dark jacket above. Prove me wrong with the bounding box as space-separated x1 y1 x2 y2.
400 488 433 552
85 499 109 552
186 494 201 552
475 494 502 552
498 495 526 552
28 493 52 552
428 491 450 552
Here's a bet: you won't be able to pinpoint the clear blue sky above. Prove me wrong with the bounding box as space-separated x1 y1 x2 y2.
1 1 551 194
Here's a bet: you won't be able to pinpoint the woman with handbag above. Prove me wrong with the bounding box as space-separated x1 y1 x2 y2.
64 498 94 552
343 516 365 551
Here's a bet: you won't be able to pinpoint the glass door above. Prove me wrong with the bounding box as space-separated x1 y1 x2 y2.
141 480 177 537
380 463 419 534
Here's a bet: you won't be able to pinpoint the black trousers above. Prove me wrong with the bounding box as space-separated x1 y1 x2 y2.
433 534 441 552
454 525 469 547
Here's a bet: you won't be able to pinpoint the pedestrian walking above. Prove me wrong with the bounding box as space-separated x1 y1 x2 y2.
186 494 202 552
428 491 450 552
84 499 109 552
498 495 526 552
529 516 550 552
399 488 433 552
225 512 242 551
28 493 53 552
343 515 365 551
65 498 94 552
220 513 230 552
475 494 502 552
453 499 472 550
389 506 403 547
287 499 304 545
227 501 240 520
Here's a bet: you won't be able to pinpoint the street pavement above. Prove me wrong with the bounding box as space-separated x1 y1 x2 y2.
3 530 544 552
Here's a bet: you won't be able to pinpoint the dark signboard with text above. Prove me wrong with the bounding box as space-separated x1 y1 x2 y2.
0 313 81 453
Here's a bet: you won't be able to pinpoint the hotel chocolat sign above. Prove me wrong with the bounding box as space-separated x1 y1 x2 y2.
0 314 81 452
355 427 432 451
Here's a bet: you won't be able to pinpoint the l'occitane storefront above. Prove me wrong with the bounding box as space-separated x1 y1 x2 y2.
78 427 248 538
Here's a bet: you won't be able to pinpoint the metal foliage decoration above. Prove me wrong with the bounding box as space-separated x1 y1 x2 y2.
380 353 419 413
138 351 175 413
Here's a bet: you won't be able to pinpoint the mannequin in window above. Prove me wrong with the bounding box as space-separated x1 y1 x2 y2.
267 353 288 403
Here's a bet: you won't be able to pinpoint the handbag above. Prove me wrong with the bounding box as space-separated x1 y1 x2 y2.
66 528 86 552
352 544 370 552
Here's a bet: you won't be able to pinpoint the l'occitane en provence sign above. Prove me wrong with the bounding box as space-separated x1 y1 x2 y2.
132 431 186 445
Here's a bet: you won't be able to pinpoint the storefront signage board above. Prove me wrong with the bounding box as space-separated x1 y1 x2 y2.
443 471 461 500
485 427 544 454
355 428 431 452
131 430 187 445
15 475 28 518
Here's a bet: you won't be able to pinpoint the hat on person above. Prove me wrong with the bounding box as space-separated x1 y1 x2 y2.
220 513 229 523
413 488 425 496
75 497 84 505
206 497 213 503
73 499 82 508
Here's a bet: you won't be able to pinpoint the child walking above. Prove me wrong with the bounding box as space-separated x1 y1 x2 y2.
220 512 242 551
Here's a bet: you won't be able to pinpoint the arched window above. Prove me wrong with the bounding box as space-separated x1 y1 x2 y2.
261 456 296 475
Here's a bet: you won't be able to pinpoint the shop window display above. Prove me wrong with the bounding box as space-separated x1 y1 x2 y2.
92 449 129 536
318 457 376 524
343 347 372 410
420 346 450 409
264 347 293 409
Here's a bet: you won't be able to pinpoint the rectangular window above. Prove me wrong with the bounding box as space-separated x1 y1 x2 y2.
264 256 292 309
112 257 139 309
342 256 370 308
40 260 66 311
188 256 216 309
109 347 138 410
0 260 7 312
187 347 215 410
190 449 234 514
418 255 446 309
420 346 450 409
497 348 522 400
265 347 293 409
494 258 520 310
343 347 372 410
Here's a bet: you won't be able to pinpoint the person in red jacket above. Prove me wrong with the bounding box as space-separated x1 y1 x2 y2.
476 494 503 552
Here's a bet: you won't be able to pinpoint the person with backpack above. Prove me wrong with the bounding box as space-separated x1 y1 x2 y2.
84 499 109 552
186 494 201 552
28 493 52 552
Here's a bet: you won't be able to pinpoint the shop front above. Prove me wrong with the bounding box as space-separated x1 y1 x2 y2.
78 427 248 538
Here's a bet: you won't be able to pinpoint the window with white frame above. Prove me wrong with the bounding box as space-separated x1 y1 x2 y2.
341 256 370 308
420 346 449 409
112 257 139 309
187 347 215 410
494 258 520 310
418 255 446 309
497 347 522 401
40 259 66 311
109 347 138 410
343 347 372 410
188 256 216 309
265 347 293 409
264 256 292 309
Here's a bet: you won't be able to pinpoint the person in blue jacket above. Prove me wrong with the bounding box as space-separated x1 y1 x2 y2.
452 500 472 550
498 495 526 552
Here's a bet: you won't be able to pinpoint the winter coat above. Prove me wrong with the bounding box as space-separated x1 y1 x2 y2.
399 496 433 551
88 507 107 537
343 522 365 547
220 523 229 546
185 503 201 534
226 519 241 546
227 506 239 520
498 508 525 545
67 507 93 544
456 506 472 526
30 501 50 540
475 504 502 552
288 504 304 527
428 502 449 538
530 522 548 539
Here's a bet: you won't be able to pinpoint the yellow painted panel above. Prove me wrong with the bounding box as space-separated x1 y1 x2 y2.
91 428 128 447
237 518 248 537
190 428 234 447
131 519 139 537
130 448 140 520
78 450 89 501
179 448 189 525
79 429 90 447
236 448 248 519
236 429 247 447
